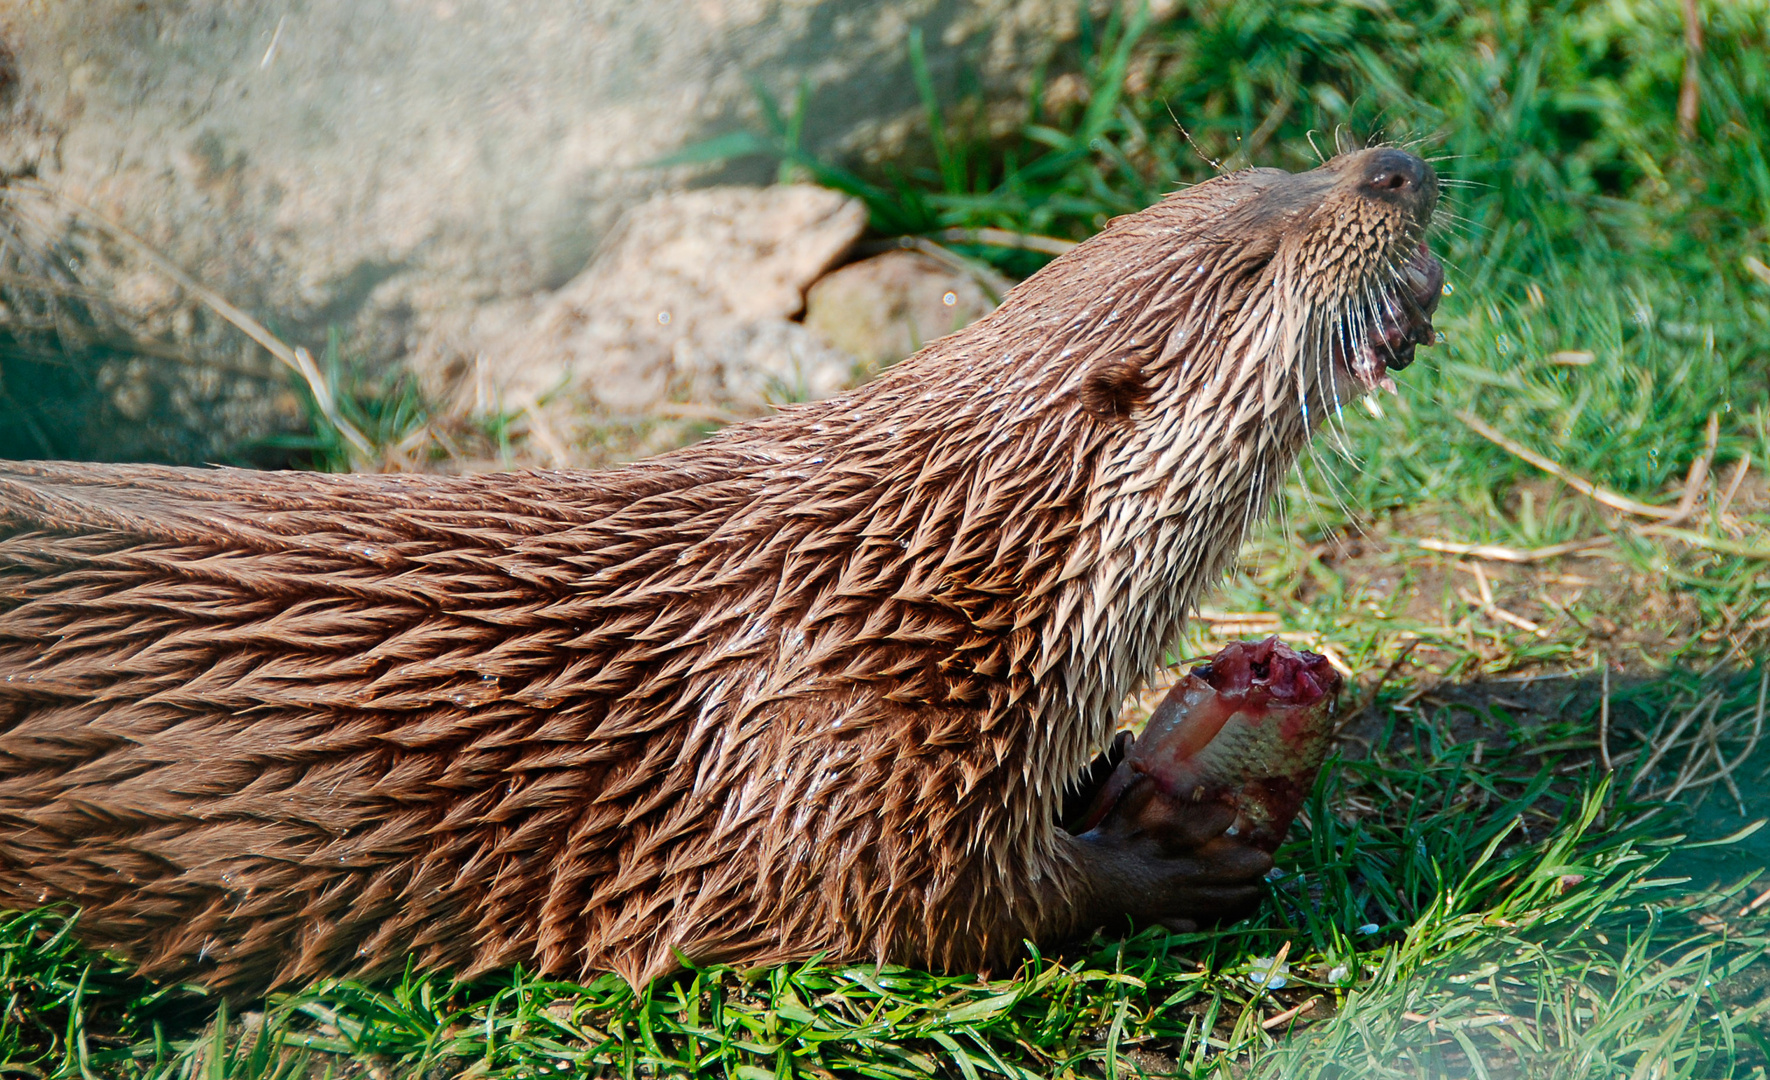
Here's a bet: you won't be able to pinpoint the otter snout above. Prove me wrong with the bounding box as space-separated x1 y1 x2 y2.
1357 148 1438 212
1328 148 1444 379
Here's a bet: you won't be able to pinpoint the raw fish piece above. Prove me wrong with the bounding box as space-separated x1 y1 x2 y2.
1079 637 1341 852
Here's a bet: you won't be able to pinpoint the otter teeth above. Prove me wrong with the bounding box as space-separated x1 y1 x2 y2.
1403 258 1436 295
1360 378 1398 417
1349 343 1389 389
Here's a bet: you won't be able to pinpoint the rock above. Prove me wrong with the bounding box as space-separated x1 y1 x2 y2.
804 250 999 370
0 0 1134 464
420 185 866 438
0 184 305 464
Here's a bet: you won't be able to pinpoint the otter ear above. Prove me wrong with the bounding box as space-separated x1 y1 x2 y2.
1077 356 1150 422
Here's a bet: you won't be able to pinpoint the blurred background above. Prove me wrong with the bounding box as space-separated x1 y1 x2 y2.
0 0 1764 487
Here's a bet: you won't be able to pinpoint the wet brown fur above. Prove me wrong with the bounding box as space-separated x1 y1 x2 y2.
0 149 1435 994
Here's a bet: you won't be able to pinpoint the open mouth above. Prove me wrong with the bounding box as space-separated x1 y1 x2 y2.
1343 242 1444 392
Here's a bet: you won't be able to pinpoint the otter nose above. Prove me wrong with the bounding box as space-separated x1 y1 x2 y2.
1361 149 1428 196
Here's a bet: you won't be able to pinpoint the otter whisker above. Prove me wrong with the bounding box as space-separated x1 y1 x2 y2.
1322 298 1366 453
1298 419 1363 539
1425 209 1482 243
1304 129 1329 165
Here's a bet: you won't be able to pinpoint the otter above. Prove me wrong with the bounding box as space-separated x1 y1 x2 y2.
0 148 1441 995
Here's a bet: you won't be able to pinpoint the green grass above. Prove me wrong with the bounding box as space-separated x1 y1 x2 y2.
4 673 1766 1077
6 1 1770 1076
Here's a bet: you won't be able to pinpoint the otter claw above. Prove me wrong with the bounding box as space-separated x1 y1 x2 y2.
1068 773 1274 934
1058 729 1136 833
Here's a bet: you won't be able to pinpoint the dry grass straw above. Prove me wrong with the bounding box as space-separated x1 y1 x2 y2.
0 179 570 473
1622 665 1770 820
7 180 376 461
1432 408 1767 563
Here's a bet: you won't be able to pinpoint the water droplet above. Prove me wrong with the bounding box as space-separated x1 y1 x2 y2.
1434 330 1446 344
1247 957 1289 989
1357 922 1379 935
942 291 957 307
657 311 671 326
1440 281 1454 296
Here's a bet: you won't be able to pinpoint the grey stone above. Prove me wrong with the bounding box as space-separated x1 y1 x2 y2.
423 184 866 433
804 249 997 370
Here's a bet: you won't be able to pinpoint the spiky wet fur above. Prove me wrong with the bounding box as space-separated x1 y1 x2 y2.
0 149 1435 995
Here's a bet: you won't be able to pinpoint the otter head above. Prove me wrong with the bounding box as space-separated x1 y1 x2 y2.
1255 147 1444 393
1179 147 1441 412
1000 146 1443 444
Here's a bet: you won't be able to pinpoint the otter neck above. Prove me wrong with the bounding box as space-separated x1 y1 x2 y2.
763 287 1317 819
1036 378 1310 815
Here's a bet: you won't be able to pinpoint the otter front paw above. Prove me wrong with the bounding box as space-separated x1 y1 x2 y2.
1059 638 1341 936
1069 773 1273 934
